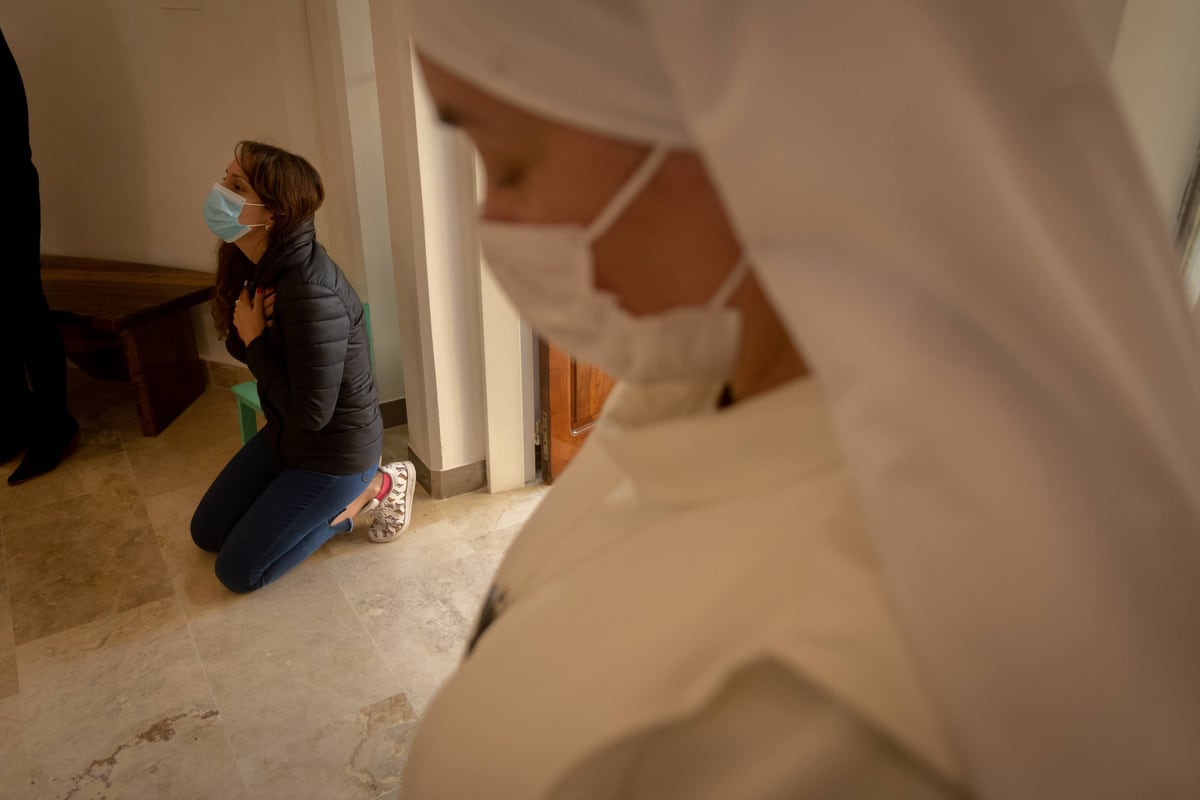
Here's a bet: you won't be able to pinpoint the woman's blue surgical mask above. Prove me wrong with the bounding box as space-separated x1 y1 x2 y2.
204 182 268 242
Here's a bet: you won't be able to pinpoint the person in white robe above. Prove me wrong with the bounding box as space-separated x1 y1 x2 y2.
400 2 1200 798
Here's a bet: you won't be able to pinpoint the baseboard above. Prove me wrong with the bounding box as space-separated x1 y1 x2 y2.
407 447 487 499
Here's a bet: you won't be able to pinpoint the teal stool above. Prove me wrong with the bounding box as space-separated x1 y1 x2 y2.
234 303 373 445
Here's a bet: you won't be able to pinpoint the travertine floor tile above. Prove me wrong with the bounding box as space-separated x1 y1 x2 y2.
0 695 32 800
238 691 418 800
140 481 247 616
187 562 400 757
122 388 243 500
66 370 139 430
141 475 343 610
142 481 210 575
0 527 15 700
0 369 552 798
0 448 132 520
4 485 173 645
325 518 524 714
432 484 549 539
17 597 243 800
0 592 15 700
0 373 130 519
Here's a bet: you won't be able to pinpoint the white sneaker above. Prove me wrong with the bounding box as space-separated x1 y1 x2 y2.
367 461 416 543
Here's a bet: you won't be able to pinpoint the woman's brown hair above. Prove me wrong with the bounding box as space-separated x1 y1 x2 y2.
211 140 325 339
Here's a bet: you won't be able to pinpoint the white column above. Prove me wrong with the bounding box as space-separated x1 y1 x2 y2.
368 0 496 489
479 261 537 492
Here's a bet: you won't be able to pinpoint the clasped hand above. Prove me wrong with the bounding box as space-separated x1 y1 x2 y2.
233 287 276 345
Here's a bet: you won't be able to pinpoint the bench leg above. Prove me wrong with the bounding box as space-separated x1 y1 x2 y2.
120 309 205 436
237 398 258 445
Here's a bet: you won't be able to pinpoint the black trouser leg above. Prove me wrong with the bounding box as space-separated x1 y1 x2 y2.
3 260 77 483
0 339 32 459
19 270 70 427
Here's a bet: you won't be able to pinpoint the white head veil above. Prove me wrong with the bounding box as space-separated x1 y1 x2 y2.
411 1 1200 796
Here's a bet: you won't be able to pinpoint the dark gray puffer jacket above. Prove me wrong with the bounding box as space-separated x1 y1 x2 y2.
225 220 382 475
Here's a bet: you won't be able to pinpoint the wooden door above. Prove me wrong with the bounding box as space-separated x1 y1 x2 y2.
538 339 616 483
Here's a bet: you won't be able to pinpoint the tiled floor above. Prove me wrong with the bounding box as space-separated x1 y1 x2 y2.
0 371 547 799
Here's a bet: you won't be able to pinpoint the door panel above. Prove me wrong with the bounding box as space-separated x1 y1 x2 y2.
539 338 615 483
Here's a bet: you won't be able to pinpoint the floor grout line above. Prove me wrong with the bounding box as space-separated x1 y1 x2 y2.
130 428 252 797
174 586 250 796
0 481 34 797
323 552 422 722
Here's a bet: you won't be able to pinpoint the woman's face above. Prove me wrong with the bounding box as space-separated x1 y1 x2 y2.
417 54 742 316
220 160 273 229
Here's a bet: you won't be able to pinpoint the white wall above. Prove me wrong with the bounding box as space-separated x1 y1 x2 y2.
1109 0 1200 222
1106 0 1200 302
302 0 406 402
4 0 363 367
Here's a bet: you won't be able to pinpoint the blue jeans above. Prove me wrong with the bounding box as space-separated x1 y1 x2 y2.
191 431 377 593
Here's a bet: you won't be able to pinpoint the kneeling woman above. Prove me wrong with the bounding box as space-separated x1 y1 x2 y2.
191 140 415 593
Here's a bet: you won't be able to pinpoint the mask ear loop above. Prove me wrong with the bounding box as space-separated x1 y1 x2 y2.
585 146 671 241
709 256 753 308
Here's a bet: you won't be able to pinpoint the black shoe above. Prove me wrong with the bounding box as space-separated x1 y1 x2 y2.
0 432 28 465
8 416 80 486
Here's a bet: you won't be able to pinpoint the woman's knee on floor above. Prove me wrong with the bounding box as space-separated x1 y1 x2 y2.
190 508 225 553
213 552 263 594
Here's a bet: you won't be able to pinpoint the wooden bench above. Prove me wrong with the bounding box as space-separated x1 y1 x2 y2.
41 255 215 437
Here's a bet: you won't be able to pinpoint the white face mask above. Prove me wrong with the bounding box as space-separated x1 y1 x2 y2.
477 146 750 384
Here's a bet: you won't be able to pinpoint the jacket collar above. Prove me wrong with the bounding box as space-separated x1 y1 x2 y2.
249 218 316 288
